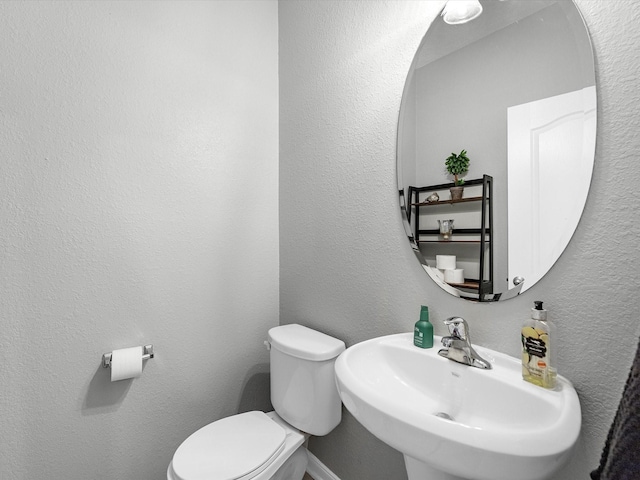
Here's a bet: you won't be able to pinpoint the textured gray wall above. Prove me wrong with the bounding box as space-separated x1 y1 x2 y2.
280 1 640 479
0 2 278 479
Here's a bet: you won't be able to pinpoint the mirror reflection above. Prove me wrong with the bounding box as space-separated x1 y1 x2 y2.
398 0 596 302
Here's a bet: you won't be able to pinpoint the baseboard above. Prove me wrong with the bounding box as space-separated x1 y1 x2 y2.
306 449 341 480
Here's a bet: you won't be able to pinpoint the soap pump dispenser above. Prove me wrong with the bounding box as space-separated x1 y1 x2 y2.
414 305 434 349
521 301 557 389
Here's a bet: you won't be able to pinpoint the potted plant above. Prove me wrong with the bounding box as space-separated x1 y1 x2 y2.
445 149 470 200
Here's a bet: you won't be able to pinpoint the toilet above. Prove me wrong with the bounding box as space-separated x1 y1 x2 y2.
167 324 346 480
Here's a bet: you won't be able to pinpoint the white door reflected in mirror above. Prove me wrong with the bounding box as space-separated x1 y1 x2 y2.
507 86 596 292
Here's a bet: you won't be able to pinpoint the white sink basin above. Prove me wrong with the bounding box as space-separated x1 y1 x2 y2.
334 333 581 480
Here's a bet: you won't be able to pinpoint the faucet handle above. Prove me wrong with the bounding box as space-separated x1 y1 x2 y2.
444 316 469 340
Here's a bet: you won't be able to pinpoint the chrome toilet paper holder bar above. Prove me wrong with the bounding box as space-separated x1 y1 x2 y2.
102 344 154 369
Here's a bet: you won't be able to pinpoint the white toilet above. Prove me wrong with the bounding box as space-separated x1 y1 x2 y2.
167 324 346 480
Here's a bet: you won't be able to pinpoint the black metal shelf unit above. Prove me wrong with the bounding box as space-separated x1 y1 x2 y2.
408 174 494 301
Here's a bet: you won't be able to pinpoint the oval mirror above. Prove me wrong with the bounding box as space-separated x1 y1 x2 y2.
397 0 596 302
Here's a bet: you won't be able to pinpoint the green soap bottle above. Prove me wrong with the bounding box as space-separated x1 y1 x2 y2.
414 305 434 348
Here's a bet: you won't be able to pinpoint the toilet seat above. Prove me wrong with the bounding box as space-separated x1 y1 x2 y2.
169 411 287 480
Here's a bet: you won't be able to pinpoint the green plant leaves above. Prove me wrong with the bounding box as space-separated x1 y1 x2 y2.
445 149 470 182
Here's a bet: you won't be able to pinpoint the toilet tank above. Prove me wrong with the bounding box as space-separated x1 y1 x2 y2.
268 324 346 436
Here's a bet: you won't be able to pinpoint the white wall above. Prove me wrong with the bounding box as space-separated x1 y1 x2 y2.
0 1 279 479
280 1 640 479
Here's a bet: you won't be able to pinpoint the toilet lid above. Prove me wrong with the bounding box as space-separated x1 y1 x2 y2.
171 411 286 480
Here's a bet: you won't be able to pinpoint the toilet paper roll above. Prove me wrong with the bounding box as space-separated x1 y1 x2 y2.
110 346 143 382
444 269 465 284
436 255 456 270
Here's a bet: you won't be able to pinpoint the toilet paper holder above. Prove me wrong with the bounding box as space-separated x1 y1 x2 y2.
102 344 154 369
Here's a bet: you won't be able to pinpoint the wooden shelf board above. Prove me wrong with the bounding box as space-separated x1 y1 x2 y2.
447 281 479 289
417 240 487 244
412 196 483 207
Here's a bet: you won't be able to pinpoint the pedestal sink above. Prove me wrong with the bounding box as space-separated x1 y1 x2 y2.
334 333 581 480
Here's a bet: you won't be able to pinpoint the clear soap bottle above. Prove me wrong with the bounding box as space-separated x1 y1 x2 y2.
521 301 557 389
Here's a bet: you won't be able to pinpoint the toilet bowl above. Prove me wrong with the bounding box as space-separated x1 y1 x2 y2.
167 411 308 480
167 324 345 480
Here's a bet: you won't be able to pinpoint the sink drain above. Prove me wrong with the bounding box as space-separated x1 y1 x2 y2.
435 412 455 421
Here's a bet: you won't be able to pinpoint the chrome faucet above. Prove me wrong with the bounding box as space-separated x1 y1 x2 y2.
438 317 492 369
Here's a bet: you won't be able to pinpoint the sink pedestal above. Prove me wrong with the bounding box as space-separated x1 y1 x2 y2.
404 456 466 480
